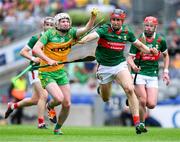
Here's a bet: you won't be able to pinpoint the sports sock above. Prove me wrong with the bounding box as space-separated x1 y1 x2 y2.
54 123 62 131
38 118 44 124
11 103 18 109
133 115 140 126
47 102 53 109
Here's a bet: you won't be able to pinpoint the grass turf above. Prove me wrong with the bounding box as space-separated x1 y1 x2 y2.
0 125 179 142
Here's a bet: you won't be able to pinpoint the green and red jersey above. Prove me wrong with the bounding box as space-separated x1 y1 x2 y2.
95 23 137 66
27 34 42 50
129 33 167 77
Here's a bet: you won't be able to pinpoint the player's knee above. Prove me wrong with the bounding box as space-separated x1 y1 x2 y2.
147 103 156 109
40 94 48 101
62 102 71 109
56 95 64 104
124 85 134 96
139 100 146 107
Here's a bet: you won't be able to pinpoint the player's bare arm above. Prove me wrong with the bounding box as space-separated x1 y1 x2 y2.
162 50 170 85
78 32 99 44
33 41 58 66
20 46 40 63
133 39 158 54
127 55 141 73
76 8 98 38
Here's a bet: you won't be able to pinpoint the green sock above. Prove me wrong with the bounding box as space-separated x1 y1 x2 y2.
54 123 62 130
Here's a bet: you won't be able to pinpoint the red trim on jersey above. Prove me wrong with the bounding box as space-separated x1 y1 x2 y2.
31 71 35 79
98 38 126 51
136 52 161 61
146 37 154 43
157 37 162 43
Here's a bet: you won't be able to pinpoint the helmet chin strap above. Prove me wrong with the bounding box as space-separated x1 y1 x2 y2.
110 24 121 31
144 26 157 37
144 31 154 37
56 27 70 33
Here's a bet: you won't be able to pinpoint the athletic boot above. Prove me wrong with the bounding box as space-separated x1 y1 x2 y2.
54 129 63 135
135 123 147 134
38 123 48 129
46 103 57 123
5 102 14 119
141 123 148 133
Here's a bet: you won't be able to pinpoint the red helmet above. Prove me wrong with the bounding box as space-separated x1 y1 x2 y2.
110 9 126 20
144 16 158 25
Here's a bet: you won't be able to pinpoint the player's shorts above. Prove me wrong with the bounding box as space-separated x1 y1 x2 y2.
132 74 158 88
39 68 69 88
96 61 129 84
28 70 40 85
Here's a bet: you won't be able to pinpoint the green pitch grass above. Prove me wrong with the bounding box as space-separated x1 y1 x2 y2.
0 125 179 142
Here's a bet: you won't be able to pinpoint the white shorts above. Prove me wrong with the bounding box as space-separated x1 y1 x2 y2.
133 74 158 88
96 61 129 84
28 70 40 85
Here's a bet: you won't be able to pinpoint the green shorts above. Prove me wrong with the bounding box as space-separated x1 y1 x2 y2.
39 68 69 88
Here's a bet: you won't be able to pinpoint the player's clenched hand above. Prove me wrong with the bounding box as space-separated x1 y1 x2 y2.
32 57 40 64
162 72 170 86
132 65 141 73
47 59 58 66
91 8 99 17
150 48 158 55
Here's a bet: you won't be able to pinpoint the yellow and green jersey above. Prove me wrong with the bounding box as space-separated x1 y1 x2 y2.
39 28 77 72
129 33 167 77
95 23 137 66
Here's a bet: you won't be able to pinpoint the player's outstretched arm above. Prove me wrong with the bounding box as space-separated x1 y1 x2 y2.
133 39 158 54
78 32 99 44
76 8 98 38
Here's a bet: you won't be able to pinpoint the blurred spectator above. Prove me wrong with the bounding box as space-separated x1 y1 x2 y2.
64 0 76 10
48 1 63 16
0 23 13 46
3 8 17 23
2 0 14 12
8 74 27 124
23 11 37 29
171 52 180 69
33 0 49 17
176 9 180 26
75 0 88 8
68 62 96 88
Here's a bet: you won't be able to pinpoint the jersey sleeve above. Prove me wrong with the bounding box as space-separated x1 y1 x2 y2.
160 37 168 53
69 27 77 39
127 30 137 43
39 29 52 45
129 44 138 56
27 35 39 49
96 24 106 37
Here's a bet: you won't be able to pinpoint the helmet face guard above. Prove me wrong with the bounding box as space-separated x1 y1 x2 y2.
143 16 158 37
43 17 54 31
54 13 71 32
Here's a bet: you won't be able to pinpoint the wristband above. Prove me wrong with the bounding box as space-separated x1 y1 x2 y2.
31 56 35 61
163 69 169 73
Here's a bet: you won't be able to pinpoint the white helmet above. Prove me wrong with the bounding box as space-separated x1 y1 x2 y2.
54 13 71 32
43 17 54 31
